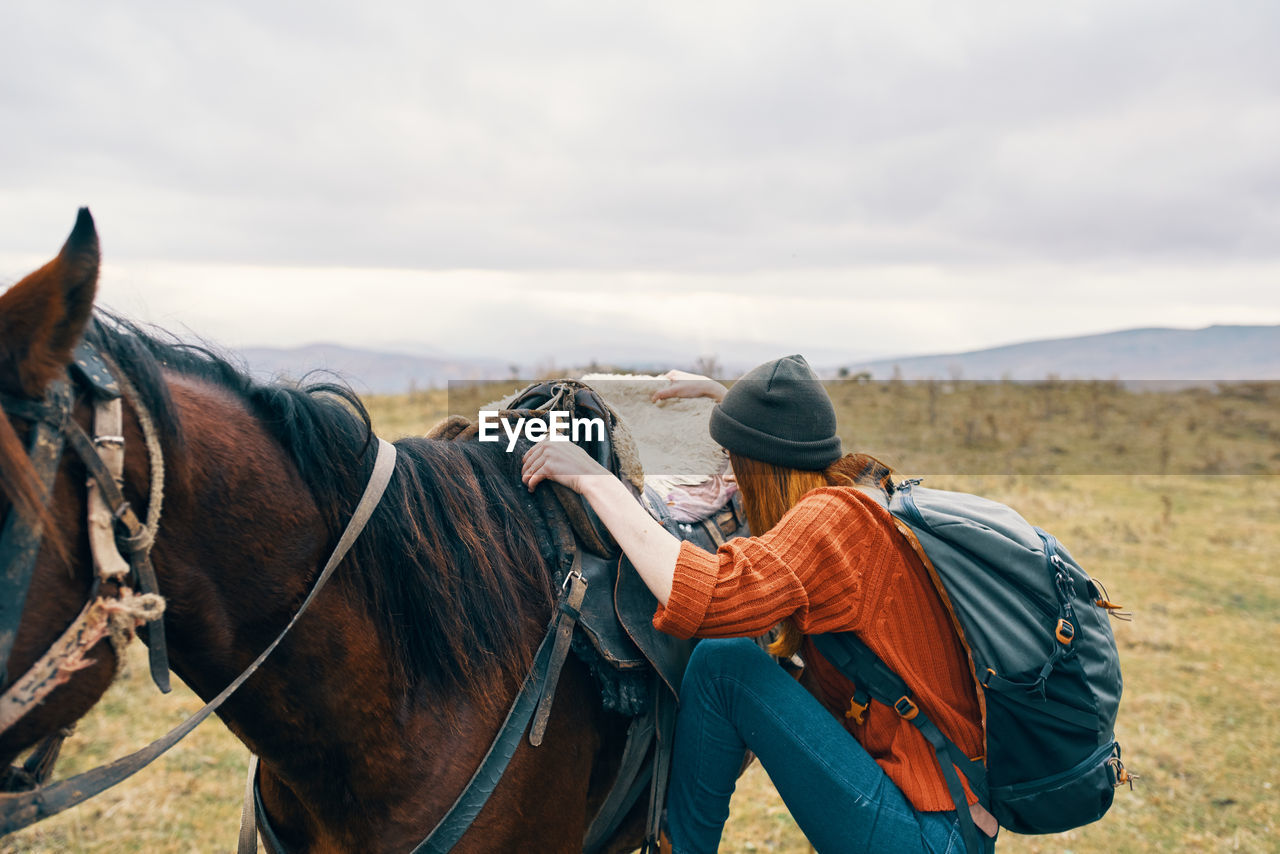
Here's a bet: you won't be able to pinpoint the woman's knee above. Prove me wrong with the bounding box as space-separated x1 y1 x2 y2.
682 637 771 690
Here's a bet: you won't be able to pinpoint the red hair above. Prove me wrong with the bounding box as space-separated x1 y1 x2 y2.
729 451 895 657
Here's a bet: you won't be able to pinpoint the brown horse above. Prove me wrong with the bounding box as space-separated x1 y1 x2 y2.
0 211 642 852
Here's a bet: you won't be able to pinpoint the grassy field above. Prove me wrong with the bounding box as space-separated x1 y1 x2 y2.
4 381 1277 853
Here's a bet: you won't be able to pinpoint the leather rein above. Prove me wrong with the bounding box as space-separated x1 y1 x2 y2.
0 340 398 838
0 342 170 750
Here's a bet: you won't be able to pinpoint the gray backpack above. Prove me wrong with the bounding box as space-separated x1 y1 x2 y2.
811 479 1132 854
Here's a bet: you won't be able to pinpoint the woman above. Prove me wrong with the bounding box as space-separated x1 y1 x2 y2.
521 355 994 854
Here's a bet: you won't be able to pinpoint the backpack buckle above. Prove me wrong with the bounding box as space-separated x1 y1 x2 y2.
893 696 919 720
844 697 869 725
1055 618 1075 645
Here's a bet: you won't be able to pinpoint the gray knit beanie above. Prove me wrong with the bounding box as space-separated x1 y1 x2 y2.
709 354 842 470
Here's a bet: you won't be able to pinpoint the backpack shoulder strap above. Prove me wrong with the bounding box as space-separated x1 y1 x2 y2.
885 512 989 730
810 632 991 854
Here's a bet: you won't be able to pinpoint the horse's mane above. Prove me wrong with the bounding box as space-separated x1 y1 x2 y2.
85 312 558 700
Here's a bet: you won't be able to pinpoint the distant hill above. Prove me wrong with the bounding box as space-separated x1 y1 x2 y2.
839 325 1280 382
237 343 511 394
237 325 1279 393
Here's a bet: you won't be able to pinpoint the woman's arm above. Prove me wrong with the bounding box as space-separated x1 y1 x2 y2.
524 442 880 639
649 369 728 404
521 440 681 605
523 368 725 602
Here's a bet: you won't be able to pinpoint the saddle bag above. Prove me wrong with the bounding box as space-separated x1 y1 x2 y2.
812 479 1131 853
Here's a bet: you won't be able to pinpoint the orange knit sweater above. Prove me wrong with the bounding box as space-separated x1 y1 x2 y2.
652 486 983 812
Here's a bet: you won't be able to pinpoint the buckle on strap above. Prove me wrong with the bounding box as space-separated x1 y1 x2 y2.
893 696 919 720
844 696 869 725
1055 618 1075 645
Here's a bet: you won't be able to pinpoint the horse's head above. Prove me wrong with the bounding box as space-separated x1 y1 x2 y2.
0 209 120 770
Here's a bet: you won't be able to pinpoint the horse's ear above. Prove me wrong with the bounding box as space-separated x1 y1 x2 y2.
0 208 100 396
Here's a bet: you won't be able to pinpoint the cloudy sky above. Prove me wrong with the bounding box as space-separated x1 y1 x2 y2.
2 0 1277 369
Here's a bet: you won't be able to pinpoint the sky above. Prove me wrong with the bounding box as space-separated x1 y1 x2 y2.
2 0 1277 370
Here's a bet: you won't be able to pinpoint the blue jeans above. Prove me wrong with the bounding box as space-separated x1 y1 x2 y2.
667 638 962 854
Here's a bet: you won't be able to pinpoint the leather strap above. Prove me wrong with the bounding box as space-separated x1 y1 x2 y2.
69 340 121 400
85 397 131 583
247 624 563 854
582 707 657 853
409 630 559 854
698 517 725 548
0 438 397 836
252 764 288 854
643 672 676 852
62 417 172 692
99 344 172 693
529 560 587 746
238 754 261 854
1 732 69 792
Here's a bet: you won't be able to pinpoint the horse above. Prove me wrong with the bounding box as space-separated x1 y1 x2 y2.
0 210 645 852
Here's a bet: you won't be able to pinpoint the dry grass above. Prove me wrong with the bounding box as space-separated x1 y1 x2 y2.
3 381 1277 853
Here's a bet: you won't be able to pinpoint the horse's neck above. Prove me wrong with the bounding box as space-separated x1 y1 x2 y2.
144 379 418 839
149 377 343 697
145 378 596 850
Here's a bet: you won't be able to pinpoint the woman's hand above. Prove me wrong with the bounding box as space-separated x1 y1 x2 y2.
650 369 728 404
523 436 684 607
521 440 610 494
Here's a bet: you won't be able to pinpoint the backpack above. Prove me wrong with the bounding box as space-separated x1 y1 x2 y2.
810 478 1132 854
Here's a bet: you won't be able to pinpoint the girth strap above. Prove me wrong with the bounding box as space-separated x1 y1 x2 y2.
409 557 590 853
244 633 559 854
582 705 657 853
239 755 264 854
642 673 676 853
409 628 559 854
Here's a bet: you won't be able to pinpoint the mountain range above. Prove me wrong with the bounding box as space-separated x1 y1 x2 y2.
237 325 1279 394
842 325 1279 382
237 343 511 394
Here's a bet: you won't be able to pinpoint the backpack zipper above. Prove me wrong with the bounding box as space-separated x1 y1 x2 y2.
992 741 1118 797
893 478 930 531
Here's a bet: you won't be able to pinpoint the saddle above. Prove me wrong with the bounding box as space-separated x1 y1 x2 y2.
427 378 749 705
427 378 749 851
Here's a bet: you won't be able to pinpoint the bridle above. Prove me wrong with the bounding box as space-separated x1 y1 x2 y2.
0 333 398 839
0 339 171 769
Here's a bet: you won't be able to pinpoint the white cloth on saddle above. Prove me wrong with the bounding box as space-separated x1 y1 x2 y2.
646 474 738 523
580 373 728 485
